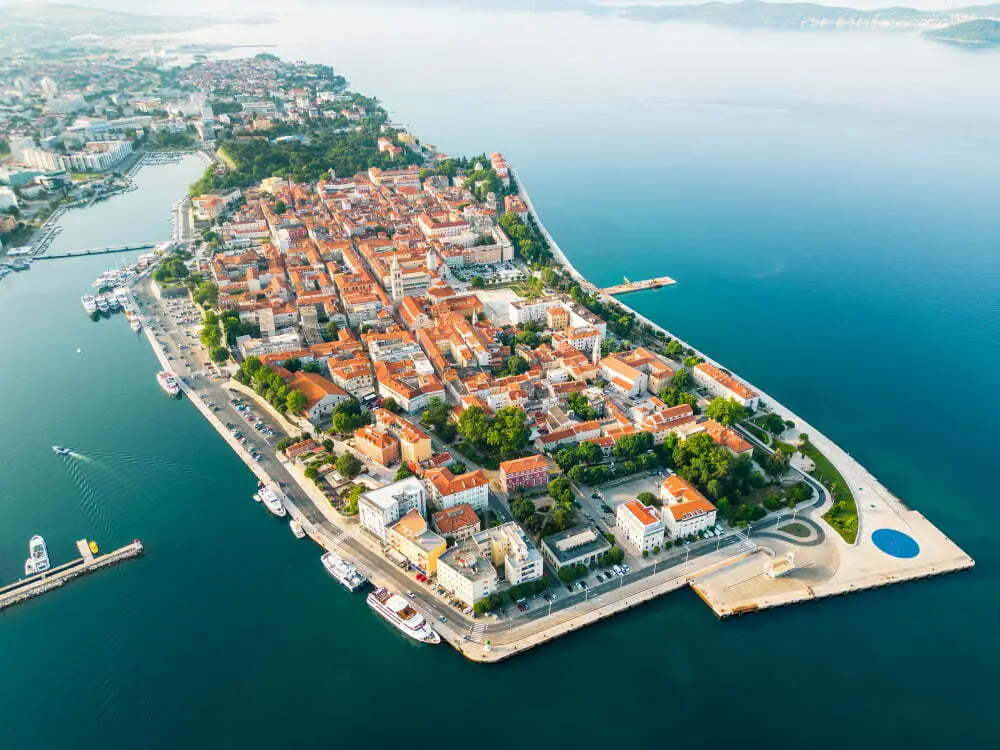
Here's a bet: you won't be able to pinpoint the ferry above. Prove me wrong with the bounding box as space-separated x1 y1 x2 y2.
366 587 441 644
255 485 287 517
81 294 98 314
289 519 306 539
24 535 50 576
321 552 367 592
52 445 72 456
156 370 180 397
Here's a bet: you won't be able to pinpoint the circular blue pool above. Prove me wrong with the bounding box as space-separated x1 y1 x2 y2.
871 528 920 559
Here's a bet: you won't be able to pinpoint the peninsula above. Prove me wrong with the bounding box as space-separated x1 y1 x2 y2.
5 54 973 660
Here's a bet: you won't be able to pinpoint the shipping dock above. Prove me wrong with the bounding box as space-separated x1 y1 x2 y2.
0 539 143 612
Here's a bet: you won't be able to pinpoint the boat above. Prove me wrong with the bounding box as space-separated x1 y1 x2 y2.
88 540 99 555
130 317 142 333
321 552 368 592
81 295 98 314
289 519 306 539
96 294 109 313
156 370 180 397
52 445 72 456
24 535 50 576
366 587 441 643
256 485 287 517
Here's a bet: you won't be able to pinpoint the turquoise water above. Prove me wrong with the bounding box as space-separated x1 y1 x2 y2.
2 6 999 747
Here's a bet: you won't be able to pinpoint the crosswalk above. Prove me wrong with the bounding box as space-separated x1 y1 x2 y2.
468 622 488 642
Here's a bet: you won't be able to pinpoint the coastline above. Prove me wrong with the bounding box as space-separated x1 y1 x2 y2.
124 149 972 662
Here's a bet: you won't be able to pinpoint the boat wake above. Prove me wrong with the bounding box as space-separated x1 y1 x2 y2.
61 456 116 538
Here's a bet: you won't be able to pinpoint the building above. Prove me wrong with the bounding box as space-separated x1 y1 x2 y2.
430 503 481 542
0 187 19 211
541 524 612 570
373 408 433 466
659 474 718 539
192 188 242 221
472 523 544 585
424 467 490 512
498 454 550 494
616 499 665 553
701 419 753 458
436 539 499 607
358 476 427 542
386 509 447 575
285 371 350 425
693 362 760 410
21 140 133 172
353 424 400 467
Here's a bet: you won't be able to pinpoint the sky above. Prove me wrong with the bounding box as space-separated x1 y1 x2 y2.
0 0 981 15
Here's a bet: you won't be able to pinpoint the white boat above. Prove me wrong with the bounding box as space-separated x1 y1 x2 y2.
96 294 109 313
107 294 121 311
321 552 367 592
256 485 287 517
52 445 72 456
156 370 180 396
130 317 142 333
81 295 98 314
366 587 440 643
289 519 306 539
24 535 50 576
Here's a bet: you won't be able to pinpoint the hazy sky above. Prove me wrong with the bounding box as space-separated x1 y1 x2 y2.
0 0 979 14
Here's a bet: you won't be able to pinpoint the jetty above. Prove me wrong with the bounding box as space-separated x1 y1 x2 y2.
600 276 676 296
34 243 160 261
0 539 143 612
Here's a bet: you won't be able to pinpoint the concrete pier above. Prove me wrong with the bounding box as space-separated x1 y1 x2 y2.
600 276 676 296
0 539 144 612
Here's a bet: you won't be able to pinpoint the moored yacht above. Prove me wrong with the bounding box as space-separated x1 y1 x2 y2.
366 587 440 643
321 552 367 592
24 535 50 576
96 294 109 313
156 370 180 396
255 485 287 517
81 295 98 314
290 519 306 539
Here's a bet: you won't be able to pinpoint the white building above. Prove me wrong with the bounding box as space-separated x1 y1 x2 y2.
358 476 427 543
0 187 18 211
436 540 499 607
423 467 490 513
659 474 717 539
472 522 544 586
616 499 665 553
693 362 760 410
21 140 133 172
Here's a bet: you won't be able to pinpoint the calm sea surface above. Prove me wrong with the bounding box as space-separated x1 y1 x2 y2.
2 5 999 747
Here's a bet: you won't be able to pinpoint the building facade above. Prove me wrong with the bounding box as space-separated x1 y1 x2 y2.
616 499 665 553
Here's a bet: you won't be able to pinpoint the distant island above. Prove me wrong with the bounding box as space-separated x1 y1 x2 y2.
925 18 1000 46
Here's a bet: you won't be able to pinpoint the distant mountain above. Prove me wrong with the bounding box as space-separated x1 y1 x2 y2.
925 18 1000 45
0 2 271 52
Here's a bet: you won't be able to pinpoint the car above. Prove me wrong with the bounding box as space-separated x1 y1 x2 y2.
579 580 588 589
517 603 526 612
565 585 574 593
439 615 448 623
601 504 613 514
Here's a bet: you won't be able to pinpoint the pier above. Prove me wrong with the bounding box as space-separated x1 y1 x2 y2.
600 276 676 296
0 539 143 612
33 243 161 261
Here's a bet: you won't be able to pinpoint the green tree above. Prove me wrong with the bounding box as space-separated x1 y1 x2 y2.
422 397 451 430
613 432 653 458
498 354 529 377
284 357 303 372
470 275 485 289
383 397 402 413
705 397 747 426
286 389 308 414
457 405 490 445
485 406 529 455
671 368 694 390
394 465 413 481
335 452 362 480
211 346 229 363
566 391 595 420
449 461 467 475
637 490 660 508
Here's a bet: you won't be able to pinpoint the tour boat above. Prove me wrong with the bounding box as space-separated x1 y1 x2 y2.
256 485 287 517
24 535 50 576
81 295 98 314
52 445 72 456
366 587 440 643
289 519 306 539
321 552 367 592
156 370 180 397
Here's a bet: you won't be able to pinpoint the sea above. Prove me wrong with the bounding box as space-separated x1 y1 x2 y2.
1 4 998 747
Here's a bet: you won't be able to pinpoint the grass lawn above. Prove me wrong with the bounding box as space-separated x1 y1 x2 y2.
741 421 771 444
779 522 811 538
800 441 859 544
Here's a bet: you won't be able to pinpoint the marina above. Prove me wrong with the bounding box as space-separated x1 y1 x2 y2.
0 538 144 612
